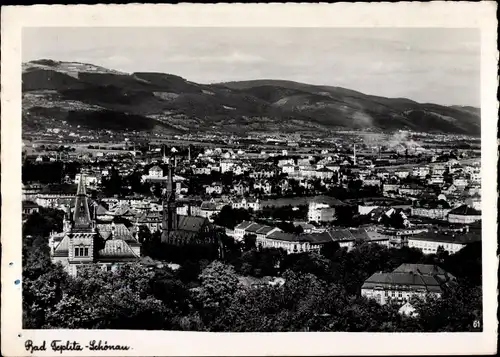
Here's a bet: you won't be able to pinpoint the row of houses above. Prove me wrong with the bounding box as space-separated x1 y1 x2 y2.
231 221 392 254
411 204 481 224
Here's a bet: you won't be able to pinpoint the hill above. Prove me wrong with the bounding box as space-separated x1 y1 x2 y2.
22 59 481 136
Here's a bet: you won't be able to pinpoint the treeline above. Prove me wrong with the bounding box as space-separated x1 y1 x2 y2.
22 161 82 184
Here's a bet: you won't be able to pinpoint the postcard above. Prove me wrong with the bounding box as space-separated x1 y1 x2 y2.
1 2 498 356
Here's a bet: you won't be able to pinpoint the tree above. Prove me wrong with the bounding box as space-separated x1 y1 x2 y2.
101 168 123 196
380 211 405 229
196 261 239 311
442 242 482 287
436 246 450 264
23 208 64 238
45 264 171 330
137 225 152 244
320 241 341 260
233 248 286 278
177 260 202 283
281 252 334 283
212 206 252 229
23 262 69 328
243 233 257 251
410 284 482 331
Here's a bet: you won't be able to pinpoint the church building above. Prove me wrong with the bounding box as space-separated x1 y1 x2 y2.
161 166 217 247
49 174 141 276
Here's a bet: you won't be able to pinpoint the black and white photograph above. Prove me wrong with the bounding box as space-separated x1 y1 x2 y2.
2 3 498 356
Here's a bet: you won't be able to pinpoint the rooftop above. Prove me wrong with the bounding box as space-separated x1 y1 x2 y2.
177 215 208 232
362 264 454 293
409 230 481 245
449 204 481 216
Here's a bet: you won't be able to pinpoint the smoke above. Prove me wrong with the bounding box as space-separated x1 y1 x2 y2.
388 131 409 148
352 111 373 127
387 131 425 152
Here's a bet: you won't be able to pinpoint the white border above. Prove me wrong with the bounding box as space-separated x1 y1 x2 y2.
1 3 498 356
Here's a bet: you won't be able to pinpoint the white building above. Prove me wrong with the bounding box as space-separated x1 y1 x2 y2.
282 164 296 174
74 174 99 186
220 160 235 173
205 183 223 195
361 264 454 306
232 197 261 211
148 165 163 177
233 221 280 241
308 202 335 223
256 231 330 255
408 230 481 255
412 166 430 178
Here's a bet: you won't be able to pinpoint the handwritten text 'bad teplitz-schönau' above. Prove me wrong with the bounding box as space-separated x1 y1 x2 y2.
25 340 131 354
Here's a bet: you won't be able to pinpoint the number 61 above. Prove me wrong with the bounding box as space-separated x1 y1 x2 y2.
473 320 481 328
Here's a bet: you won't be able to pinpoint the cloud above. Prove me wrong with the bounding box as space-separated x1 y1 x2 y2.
105 55 131 65
165 51 266 64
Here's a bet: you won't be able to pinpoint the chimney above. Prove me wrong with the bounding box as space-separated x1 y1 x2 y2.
353 144 357 166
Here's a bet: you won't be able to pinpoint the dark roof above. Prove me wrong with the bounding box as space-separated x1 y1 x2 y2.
414 200 451 209
72 174 93 231
255 226 276 235
177 215 208 232
362 272 444 293
265 231 331 244
362 264 455 293
267 231 298 242
234 221 255 230
310 196 346 206
449 205 481 216
325 228 370 241
95 204 110 215
98 239 140 259
246 223 267 234
97 223 135 241
393 264 447 277
22 201 39 208
409 231 481 245
302 232 333 244
200 201 217 211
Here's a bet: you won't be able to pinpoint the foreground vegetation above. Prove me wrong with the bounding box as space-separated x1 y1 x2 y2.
23 209 482 332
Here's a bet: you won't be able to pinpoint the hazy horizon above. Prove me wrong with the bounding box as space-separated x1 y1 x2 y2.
23 27 480 107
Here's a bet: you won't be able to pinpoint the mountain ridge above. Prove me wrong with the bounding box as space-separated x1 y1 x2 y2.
22 59 481 136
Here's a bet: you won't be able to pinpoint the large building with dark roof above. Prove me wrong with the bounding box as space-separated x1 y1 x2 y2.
49 174 141 276
160 166 217 247
408 229 481 254
447 204 482 224
361 263 456 306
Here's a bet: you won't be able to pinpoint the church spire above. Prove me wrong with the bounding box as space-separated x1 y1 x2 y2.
162 165 177 233
166 165 174 198
73 173 92 231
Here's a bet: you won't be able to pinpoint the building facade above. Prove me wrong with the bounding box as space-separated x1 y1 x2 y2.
308 202 336 223
49 174 141 276
361 264 455 306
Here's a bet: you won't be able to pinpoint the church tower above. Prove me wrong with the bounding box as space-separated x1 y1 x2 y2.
68 174 96 270
162 145 169 164
162 165 178 236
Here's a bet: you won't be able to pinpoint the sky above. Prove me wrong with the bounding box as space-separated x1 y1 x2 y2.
22 27 480 106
